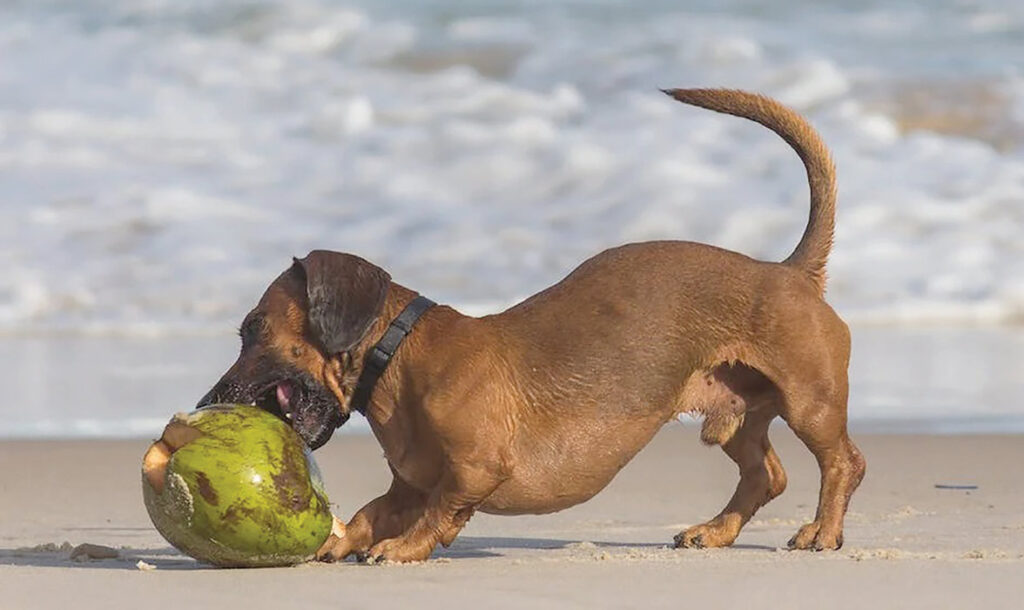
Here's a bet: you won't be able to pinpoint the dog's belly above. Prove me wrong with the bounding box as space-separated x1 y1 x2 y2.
480 474 616 515
479 414 666 515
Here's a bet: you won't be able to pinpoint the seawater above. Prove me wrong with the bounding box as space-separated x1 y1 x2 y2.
1 328 1021 439
0 1 1022 436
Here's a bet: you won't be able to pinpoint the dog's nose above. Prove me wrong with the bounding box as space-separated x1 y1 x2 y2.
195 387 219 410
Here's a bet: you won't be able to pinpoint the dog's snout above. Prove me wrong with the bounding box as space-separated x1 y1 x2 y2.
195 379 246 409
195 386 220 410
196 376 260 410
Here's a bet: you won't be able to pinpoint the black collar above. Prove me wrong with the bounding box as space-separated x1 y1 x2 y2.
345 295 436 418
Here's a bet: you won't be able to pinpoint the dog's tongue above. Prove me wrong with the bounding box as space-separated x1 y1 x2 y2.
276 382 294 413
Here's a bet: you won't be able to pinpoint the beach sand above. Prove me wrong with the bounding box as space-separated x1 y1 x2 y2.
2 427 1023 609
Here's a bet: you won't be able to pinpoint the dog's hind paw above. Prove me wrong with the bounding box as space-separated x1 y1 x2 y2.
674 521 739 549
787 521 843 551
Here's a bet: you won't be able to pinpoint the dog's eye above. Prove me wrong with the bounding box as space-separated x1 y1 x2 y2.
239 315 266 346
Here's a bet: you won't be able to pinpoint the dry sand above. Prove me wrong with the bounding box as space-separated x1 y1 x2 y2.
2 426 1023 609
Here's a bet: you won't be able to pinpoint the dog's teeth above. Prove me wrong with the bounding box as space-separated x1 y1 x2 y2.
285 413 293 420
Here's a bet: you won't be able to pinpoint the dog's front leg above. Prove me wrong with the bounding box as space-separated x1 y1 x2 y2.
366 465 502 563
317 469 429 562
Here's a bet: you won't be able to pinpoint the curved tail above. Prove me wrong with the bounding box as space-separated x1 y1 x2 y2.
663 88 836 295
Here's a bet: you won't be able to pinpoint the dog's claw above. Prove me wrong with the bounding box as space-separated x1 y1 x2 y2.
674 531 704 549
355 551 386 565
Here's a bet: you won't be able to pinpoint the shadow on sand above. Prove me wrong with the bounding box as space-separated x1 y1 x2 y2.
0 536 775 570
0 545 200 570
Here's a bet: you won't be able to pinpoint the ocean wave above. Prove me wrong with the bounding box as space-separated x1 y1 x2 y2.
1 0 1022 335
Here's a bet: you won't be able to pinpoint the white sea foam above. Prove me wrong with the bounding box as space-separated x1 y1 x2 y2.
0 0 1022 338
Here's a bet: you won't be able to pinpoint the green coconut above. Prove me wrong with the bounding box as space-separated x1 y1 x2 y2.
141 404 332 567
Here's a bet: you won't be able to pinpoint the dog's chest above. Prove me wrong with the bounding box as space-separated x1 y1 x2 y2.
369 419 444 491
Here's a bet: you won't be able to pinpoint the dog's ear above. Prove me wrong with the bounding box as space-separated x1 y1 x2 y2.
293 250 391 354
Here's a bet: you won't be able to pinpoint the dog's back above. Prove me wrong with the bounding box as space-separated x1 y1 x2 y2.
493 88 847 417
495 88 843 405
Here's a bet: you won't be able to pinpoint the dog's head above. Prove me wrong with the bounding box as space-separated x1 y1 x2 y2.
196 250 390 449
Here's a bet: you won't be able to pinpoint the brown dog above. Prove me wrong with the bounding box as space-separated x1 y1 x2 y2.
197 88 865 563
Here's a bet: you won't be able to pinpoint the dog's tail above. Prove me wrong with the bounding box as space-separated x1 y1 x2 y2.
663 88 836 296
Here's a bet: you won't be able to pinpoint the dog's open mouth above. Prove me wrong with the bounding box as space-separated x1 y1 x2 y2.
201 371 340 450
255 379 301 424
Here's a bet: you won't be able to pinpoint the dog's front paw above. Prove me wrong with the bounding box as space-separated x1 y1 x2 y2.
316 516 355 562
365 535 434 564
787 521 842 551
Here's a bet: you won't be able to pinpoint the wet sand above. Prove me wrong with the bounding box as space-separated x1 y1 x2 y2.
2 428 1023 609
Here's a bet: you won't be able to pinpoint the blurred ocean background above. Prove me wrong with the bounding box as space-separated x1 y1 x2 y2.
0 0 1022 438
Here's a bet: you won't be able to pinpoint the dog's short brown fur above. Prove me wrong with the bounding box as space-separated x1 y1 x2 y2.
199 89 866 563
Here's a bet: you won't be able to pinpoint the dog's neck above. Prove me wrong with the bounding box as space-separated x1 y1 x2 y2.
343 283 454 426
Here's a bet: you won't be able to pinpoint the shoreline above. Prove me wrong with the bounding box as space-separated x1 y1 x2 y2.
7 415 1024 441
1 324 1022 440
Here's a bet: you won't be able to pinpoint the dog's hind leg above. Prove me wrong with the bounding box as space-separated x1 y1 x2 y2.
675 406 787 549
775 313 866 551
781 386 865 550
